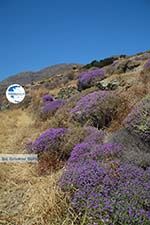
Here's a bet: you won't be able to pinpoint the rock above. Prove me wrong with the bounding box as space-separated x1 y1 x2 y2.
110 60 141 74
96 79 120 90
126 60 141 71
57 86 78 99
107 128 149 152
107 128 150 168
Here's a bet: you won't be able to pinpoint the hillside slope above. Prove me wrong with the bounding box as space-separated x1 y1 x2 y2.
0 63 82 97
0 51 150 225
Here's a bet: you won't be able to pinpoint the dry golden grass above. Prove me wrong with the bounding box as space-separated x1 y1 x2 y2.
0 109 78 225
0 164 77 225
0 109 37 153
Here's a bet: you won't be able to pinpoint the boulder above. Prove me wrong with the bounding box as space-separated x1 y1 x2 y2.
96 79 120 90
107 128 150 168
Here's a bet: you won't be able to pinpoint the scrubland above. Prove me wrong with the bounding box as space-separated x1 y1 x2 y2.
0 53 150 225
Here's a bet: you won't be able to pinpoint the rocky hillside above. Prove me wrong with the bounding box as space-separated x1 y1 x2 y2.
0 50 150 225
0 63 82 96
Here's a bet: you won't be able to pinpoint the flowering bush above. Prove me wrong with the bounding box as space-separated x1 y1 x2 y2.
144 59 150 71
60 158 150 224
77 68 105 91
67 142 93 164
76 164 150 225
67 142 122 164
123 95 150 144
28 128 67 153
40 93 65 119
70 90 120 128
42 94 54 103
60 126 105 160
42 99 65 115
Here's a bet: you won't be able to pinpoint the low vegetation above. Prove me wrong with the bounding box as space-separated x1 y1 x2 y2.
0 51 150 225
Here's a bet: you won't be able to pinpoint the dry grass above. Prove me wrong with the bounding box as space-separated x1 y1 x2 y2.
0 109 38 153
0 109 78 225
0 164 76 225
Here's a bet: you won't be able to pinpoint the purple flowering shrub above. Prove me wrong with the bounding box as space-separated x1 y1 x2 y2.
70 90 120 128
27 128 67 154
41 93 65 118
59 150 150 224
61 127 105 160
144 59 150 71
42 94 54 103
123 95 150 144
67 143 122 164
59 142 122 189
77 68 105 91
76 164 150 225
42 99 65 115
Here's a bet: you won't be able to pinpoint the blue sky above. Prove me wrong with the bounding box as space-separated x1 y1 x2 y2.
0 0 150 81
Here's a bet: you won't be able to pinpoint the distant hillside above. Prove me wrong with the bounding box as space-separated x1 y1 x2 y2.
0 63 82 97
0 63 82 87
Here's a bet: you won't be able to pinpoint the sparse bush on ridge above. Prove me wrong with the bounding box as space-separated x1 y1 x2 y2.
83 55 126 69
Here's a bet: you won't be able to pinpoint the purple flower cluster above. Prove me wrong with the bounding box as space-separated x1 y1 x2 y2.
42 94 54 103
41 94 65 116
144 59 150 71
77 68 105 90
75 164 150 225
42 99 65 115
123 95 150 144
28 128 67 153
67 143 122 164
70 90 118 128
59 142 150 224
